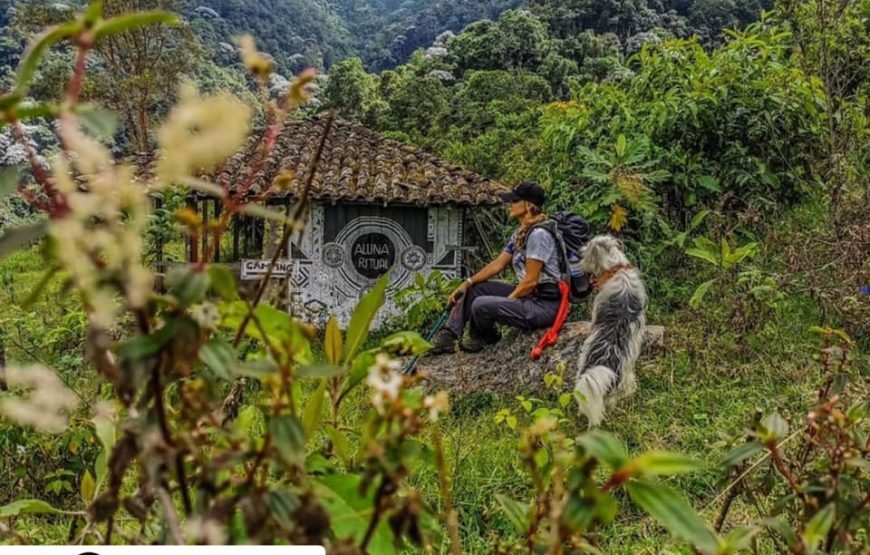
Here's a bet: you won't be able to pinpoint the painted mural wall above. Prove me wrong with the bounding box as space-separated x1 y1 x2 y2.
287 203 464 327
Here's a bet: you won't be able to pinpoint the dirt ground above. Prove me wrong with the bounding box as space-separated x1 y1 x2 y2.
413 322 664 396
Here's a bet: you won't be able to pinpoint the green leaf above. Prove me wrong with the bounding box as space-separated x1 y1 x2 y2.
615 134 627 158
231 358 278 379
314 474 396 554
577 430 629 469
267 490 300 531
93 11 180 41
84 1 105 23
0 166 20 199
628 452 703 477
689 279 717 309
219 301 312 364
380 330 431 356
235 405 262 438
697 176 721 193
117 320 177 360
0 499 61 517
720 239 733 270
761 170 781 189
297 363 342 380
730 242 758 265
324 315 343 366
76 104 118 141
563 491 617 532
208 265 237 302
720 441 764 467
495 494 530 534
0 222 48 260
342 349 376 398
343 274 389 364
685 248 719 267
302 380 328 439
802 504 835 552
91 407 115 492
626 479 719 555
324 424 353 466
16 22 81 96
688 209 711 231
22 266 59 308
166 268 210 308
198 337 235 381
760 413 789 442
269 415 305 465
0 93 22 111
721 525 761 553
763 517 799 548
14 101 58 120
80 470 95 504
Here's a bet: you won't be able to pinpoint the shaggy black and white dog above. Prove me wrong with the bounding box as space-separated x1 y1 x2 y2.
575 235 647 427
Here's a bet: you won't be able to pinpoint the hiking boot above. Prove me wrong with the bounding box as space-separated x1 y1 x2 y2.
460 331 500 353
429 329 457 355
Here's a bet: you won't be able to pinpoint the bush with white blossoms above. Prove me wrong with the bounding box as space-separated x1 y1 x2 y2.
0 365 79 433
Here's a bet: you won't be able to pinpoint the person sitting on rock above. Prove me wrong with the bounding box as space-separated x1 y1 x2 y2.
430 181 563 354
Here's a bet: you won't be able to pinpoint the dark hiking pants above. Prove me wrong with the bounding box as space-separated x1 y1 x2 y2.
446 280 560 342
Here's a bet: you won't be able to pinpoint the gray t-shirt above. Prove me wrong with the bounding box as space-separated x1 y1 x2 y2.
504 228 561 285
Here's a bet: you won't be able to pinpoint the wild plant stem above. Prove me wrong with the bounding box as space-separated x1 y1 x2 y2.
432 426 462 555
360 478 389 553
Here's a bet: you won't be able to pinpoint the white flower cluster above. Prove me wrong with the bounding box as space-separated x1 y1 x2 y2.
423 391 449 422
51 121 153 328
156 84 252 186
190 301 219 330
366 353 402 415
0 365 79 433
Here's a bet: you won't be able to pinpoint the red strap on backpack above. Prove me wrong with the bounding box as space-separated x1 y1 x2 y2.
530 280 571 360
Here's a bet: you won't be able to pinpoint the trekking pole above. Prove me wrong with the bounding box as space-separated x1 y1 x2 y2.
402 291 463 375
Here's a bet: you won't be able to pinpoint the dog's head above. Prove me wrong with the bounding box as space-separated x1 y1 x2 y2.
580 235 629 276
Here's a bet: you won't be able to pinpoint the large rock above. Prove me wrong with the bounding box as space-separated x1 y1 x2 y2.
415 322 665 396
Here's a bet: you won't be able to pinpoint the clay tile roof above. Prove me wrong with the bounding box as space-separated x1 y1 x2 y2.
214 113 507 206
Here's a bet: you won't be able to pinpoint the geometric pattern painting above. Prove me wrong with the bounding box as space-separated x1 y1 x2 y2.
288 204 464 327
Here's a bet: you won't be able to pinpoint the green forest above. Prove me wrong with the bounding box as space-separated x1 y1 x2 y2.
0 0 867 553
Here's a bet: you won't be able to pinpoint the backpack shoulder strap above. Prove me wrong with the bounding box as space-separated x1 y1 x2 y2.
527 220 570 278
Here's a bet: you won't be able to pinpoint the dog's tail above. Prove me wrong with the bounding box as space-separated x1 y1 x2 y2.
574 365 618 428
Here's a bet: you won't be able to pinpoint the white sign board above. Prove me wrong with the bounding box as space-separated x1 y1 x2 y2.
240 259 293 280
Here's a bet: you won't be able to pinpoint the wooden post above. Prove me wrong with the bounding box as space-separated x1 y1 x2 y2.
232 213 240 261
241 215 248 259
201 197 209 261
187 196 199 263
212 199 222 263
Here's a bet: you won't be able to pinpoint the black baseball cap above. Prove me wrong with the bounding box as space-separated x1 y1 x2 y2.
500 181 546 208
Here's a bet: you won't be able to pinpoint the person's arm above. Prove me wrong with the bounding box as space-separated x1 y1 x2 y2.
468 251 512 285
509 258 543 299
448 252 512 306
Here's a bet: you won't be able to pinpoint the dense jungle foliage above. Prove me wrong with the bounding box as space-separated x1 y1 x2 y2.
0 0 867 554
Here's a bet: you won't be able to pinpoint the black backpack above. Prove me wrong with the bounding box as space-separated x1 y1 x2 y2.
530 211 593 303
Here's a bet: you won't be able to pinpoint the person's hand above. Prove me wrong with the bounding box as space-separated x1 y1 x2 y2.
447 281 470 308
